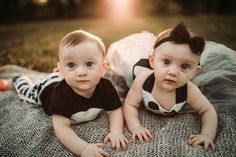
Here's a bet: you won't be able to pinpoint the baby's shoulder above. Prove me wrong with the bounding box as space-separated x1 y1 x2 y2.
132 71 153 88
186 81 203 101
187 81 200 92
137 70 153 80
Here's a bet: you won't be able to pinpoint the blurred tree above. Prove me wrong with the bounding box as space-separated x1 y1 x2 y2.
204 0 236 14
144 0 236 15
0 0 25 21
76 0 100 17
51 0 75 18
48 0 64 18
1 0 236 22
175 0 198 14
148 0 171 14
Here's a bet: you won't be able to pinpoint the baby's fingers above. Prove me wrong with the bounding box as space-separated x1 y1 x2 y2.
98 148 111 157
96 143 106 148
137 133 145 143
124 137 129 144
145 129 153 138
132 133 137 143
103 135 109 144
191 138 202 147
203 141 210 151
141 131 150 142
189 134 197 140
188 136 198 145
120 138 128 150
114 139 121 150
210 142 215 152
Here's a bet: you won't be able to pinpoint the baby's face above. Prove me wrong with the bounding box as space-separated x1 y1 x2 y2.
59 41 105 97
150 41 201 91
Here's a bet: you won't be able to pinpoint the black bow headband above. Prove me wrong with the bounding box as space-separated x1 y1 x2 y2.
154 23 205 55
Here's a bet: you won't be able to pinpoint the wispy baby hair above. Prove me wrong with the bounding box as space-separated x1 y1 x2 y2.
59 30 106 56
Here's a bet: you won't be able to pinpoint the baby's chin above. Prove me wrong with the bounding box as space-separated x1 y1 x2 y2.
159 84 177 92
72 85 96 96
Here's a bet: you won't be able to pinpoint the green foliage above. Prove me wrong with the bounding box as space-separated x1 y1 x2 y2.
0 15 236 72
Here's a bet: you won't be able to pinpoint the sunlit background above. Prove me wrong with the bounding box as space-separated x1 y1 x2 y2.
2 0 235 21
102 0 138 20
0 0 236 72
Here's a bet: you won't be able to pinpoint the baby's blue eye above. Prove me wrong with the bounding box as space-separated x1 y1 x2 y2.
181 64 190 70
163 59 170 65
86 61 94 67
67 63 75 69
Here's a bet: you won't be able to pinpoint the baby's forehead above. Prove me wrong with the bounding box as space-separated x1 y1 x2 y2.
156 41 201 55
59 43 104 60
60 40 103 54
155 41 191 52
155 42 200 61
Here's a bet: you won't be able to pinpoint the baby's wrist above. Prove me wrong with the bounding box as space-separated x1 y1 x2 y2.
110 130 122 134
200 133 214 140
80 143 89 155
130 126 142 132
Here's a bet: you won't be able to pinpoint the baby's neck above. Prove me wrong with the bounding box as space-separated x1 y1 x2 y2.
152 86 176 99
151 82 177 109
152 87 176 111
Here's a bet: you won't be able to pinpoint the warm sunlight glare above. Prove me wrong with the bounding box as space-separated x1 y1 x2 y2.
33 0 48 4
103 0 137 20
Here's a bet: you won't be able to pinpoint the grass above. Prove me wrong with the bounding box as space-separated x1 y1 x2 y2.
0 14 236 72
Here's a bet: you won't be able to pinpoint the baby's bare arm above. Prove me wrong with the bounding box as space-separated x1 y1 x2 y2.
123 73 147 131
187 82 217 150
124 72 153 143
105 107 128 150
107 107 124 133
52 114 110 156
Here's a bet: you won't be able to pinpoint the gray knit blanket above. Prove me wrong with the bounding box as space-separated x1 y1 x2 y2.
0 65 235 157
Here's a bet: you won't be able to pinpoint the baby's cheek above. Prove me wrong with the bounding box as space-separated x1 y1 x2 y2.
92 72 102 82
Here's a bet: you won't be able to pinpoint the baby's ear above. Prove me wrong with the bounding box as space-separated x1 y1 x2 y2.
148 54 155 69
101 59 108 76
57 62 64 79
191 65 201 79
194 65 201 75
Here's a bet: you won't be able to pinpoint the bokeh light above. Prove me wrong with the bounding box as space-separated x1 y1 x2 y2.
32 0 48 5
102 0 139 20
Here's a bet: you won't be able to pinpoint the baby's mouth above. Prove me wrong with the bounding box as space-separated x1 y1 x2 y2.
164 79 176 83
77 80 88 83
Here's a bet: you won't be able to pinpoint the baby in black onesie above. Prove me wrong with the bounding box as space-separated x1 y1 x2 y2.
1 30 128 156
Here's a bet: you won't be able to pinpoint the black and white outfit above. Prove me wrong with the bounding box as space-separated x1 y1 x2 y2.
13 73 122 124
133 59 187 115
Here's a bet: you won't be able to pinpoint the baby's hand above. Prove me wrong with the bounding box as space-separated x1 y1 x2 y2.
131 127 153 143
103 131 129 150
188 133 215 151
80 143 110 157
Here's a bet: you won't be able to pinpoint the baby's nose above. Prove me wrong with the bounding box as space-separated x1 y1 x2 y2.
167 65 179 76
76 67 87 77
